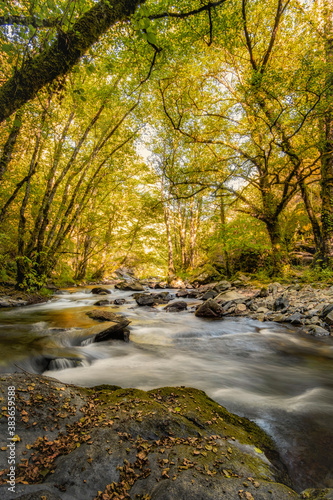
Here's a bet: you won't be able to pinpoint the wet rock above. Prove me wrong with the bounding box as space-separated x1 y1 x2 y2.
86 309 123 322
202 289 218 300
285 312 304 325
91 287 111 295
176 290 188 298
0 375 299 500
93 299 110 306
133 292 174 307
115 280 144 291
274 295 290 311
322 308 333 324
303 325 331 337
133 293 157 306
164 301 188 312
94 319 131 342
195 298 223 318
114 298 126 305
154 281 168 289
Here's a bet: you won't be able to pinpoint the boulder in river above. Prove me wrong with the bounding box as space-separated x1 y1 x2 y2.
94 319 131 342
86 309 123 322
0 374 313 500
91 287 111 295
93 299 110 306
195 298 223 317
133 292 175 307
114 298 126 305
164 301 188 312
115 280 144 291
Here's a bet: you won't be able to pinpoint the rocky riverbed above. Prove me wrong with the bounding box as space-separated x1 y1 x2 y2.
0 374 332 500
131 278 333 337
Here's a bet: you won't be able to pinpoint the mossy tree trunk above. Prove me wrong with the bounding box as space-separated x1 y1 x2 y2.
0 0 141 123
320 0 333 266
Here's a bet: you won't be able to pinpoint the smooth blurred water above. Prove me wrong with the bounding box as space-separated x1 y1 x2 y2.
0 285 332 491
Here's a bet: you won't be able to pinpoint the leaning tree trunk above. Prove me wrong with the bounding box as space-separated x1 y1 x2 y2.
0 0 141 123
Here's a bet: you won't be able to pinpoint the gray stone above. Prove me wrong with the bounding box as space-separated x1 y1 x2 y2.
304 325 330 337
0 375 299 500
94 319 131 342
274 295 290 311
94 299 110 306
202 289 218 300
195 298 223 318
216 290 244 303
285 312 304 325
115 280 144 291
164 301 188 312
214 280 231 293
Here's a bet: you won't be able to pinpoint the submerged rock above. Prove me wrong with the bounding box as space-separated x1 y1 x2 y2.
0 374 307 500
91 287 111 295
86 309 123 322
113 298 126 305
93 299 110 306
164 301 187 312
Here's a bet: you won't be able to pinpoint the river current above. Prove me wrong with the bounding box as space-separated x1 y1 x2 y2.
0 285 332 491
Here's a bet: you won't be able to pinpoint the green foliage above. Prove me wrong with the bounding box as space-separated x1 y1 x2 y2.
16 257 47 291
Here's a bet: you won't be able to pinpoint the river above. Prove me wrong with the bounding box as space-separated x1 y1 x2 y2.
0 285 332 492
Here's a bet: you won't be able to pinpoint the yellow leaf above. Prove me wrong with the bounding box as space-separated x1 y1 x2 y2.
254 447 263 454
12 435 20 442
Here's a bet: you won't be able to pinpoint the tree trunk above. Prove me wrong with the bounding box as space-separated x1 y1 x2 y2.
0 0 141 123
320 0 333 265
164 200 175 276
0 109 23 182
219 193 231 277
265 218 286 276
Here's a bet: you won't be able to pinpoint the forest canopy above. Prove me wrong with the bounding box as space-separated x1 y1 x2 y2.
0 0 333 289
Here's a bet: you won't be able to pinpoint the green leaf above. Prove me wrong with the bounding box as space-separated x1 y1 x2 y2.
147 33 157 45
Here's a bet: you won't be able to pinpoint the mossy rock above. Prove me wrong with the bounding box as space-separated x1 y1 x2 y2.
0 374 317 499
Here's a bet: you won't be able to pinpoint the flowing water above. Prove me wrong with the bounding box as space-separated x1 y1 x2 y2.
0 285 332 491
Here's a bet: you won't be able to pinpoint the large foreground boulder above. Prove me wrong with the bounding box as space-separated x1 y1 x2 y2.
0 374 320 500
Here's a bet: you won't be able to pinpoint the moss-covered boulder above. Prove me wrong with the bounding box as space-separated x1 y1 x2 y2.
0 374 330 500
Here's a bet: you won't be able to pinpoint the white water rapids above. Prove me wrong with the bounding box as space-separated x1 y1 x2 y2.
0 285 332 491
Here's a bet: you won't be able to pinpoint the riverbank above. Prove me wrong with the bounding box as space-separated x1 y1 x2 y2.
1 373 332 500
0 281 332 497
0 284 54 308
